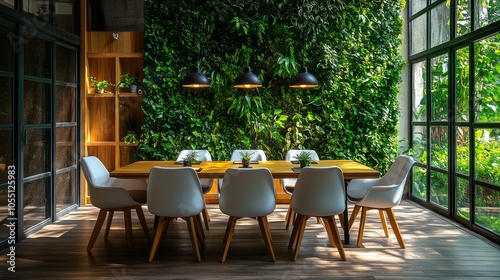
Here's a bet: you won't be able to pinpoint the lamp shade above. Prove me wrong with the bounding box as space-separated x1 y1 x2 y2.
290 66 318 88
234 66 262 89
182 66 211 88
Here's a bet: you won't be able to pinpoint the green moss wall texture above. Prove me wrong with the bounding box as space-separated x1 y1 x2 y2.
140 0 404 172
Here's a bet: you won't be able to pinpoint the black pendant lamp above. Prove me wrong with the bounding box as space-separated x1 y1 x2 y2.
234 66 262 89
290 66 318 88
182 66 211 88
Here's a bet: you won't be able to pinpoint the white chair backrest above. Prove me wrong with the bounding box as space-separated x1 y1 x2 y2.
285 149 320 161
147 167 205 217
291 166 346 216
176 149 213 161
81 156 111 188
230 149 267 161
219 168 276 217
378 155 416 205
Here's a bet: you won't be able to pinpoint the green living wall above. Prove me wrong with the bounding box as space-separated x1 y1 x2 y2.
140 0 404 172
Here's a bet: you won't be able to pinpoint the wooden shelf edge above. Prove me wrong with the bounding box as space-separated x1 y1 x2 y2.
87 53 143 58
87 141 118 146
87 93 116 97
118 93 143 98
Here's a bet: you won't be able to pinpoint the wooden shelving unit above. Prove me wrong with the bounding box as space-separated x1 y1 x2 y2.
83 31 144 175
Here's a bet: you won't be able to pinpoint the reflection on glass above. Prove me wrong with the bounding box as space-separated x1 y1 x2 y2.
55 1 77 34
24 129 50 178
56 85 76 123
455 126 469 175
411 13 427 55
56 44 76 83
431 54 449 121
0 24 13 72
0 77 13 125
412 165 427 200
456 177 470 221
474 34 500 123
456 0 471 36
24 35 51 78
475 185 500 235
474 128 500 186
412 61 427 121
410 0 427 16
23 178 50 231
455 47 469 122
430 2 450 48
430 170 448 209
431 126 448 169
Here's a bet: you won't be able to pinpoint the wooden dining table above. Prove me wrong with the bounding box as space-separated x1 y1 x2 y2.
110 159 380 244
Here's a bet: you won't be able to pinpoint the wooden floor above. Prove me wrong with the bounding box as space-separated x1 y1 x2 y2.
1 200 500 279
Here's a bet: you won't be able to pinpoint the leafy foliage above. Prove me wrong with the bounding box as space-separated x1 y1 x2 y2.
141 0 404 172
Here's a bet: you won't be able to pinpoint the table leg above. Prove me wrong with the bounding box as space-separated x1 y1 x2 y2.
344 179 350 245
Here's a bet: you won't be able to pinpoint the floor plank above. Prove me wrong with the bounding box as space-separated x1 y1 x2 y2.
1 200 499 279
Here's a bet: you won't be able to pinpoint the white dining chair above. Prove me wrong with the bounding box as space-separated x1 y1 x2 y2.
219 167 276 262
347 155 416 248
217 149 267 197
282 149 320 229
147 166 206 262
176 149 213 230
80 156 150 251
288 166 346 261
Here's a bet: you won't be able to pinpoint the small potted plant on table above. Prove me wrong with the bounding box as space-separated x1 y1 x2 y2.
182 150 198 167
294 151 313 168
239 151 255 168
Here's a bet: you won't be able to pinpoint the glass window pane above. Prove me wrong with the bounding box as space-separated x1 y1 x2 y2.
56 44 76 83
410 0 427 16
0 130 12 184
411 13 427 55
430 2 450 48
456 126 469 175
456 177 470 221
431 126 448 169
412 125 428 165
55 0 77 34
475 185 500 235
0 77 13 124
474 33 500 123
24 81 50 124
412 60 427 121
430 170 449 209
431 54 449 121
56 170 77 213
24 129 50 178
56 85 76 123
24 35 52 79
456 0 471 36
23 178 50 231
474 128 500 186
475 0 500 29
455 46 469 122
0 24 14 72
56 126 76 169
412 165 427 200
1 0 14 8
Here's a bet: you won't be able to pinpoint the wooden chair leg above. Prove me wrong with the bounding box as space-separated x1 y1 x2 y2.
338 213 345 230
288 214 304 249
202 205 210 230
285 205 294 230
87 209 108 251
187 216 202 262
258 216 276 262
379 209 389 237
385 208 405 249
104 210 114 240
148 217 167 262
325 215 346 261
123 209 133 250
348 205 361 231
221 216 237 263
194 214 206 249
322 216 335 247
292 215 308 261
135 206 151 242
356 207 368 247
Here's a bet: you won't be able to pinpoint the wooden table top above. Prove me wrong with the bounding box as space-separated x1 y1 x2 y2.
110 160 380 180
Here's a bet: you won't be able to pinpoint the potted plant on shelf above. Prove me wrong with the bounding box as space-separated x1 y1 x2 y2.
239 151 255 168
294 151 313 168
90 76 114 94
119 73 140 93
122 131 138 145
182 150 198 167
